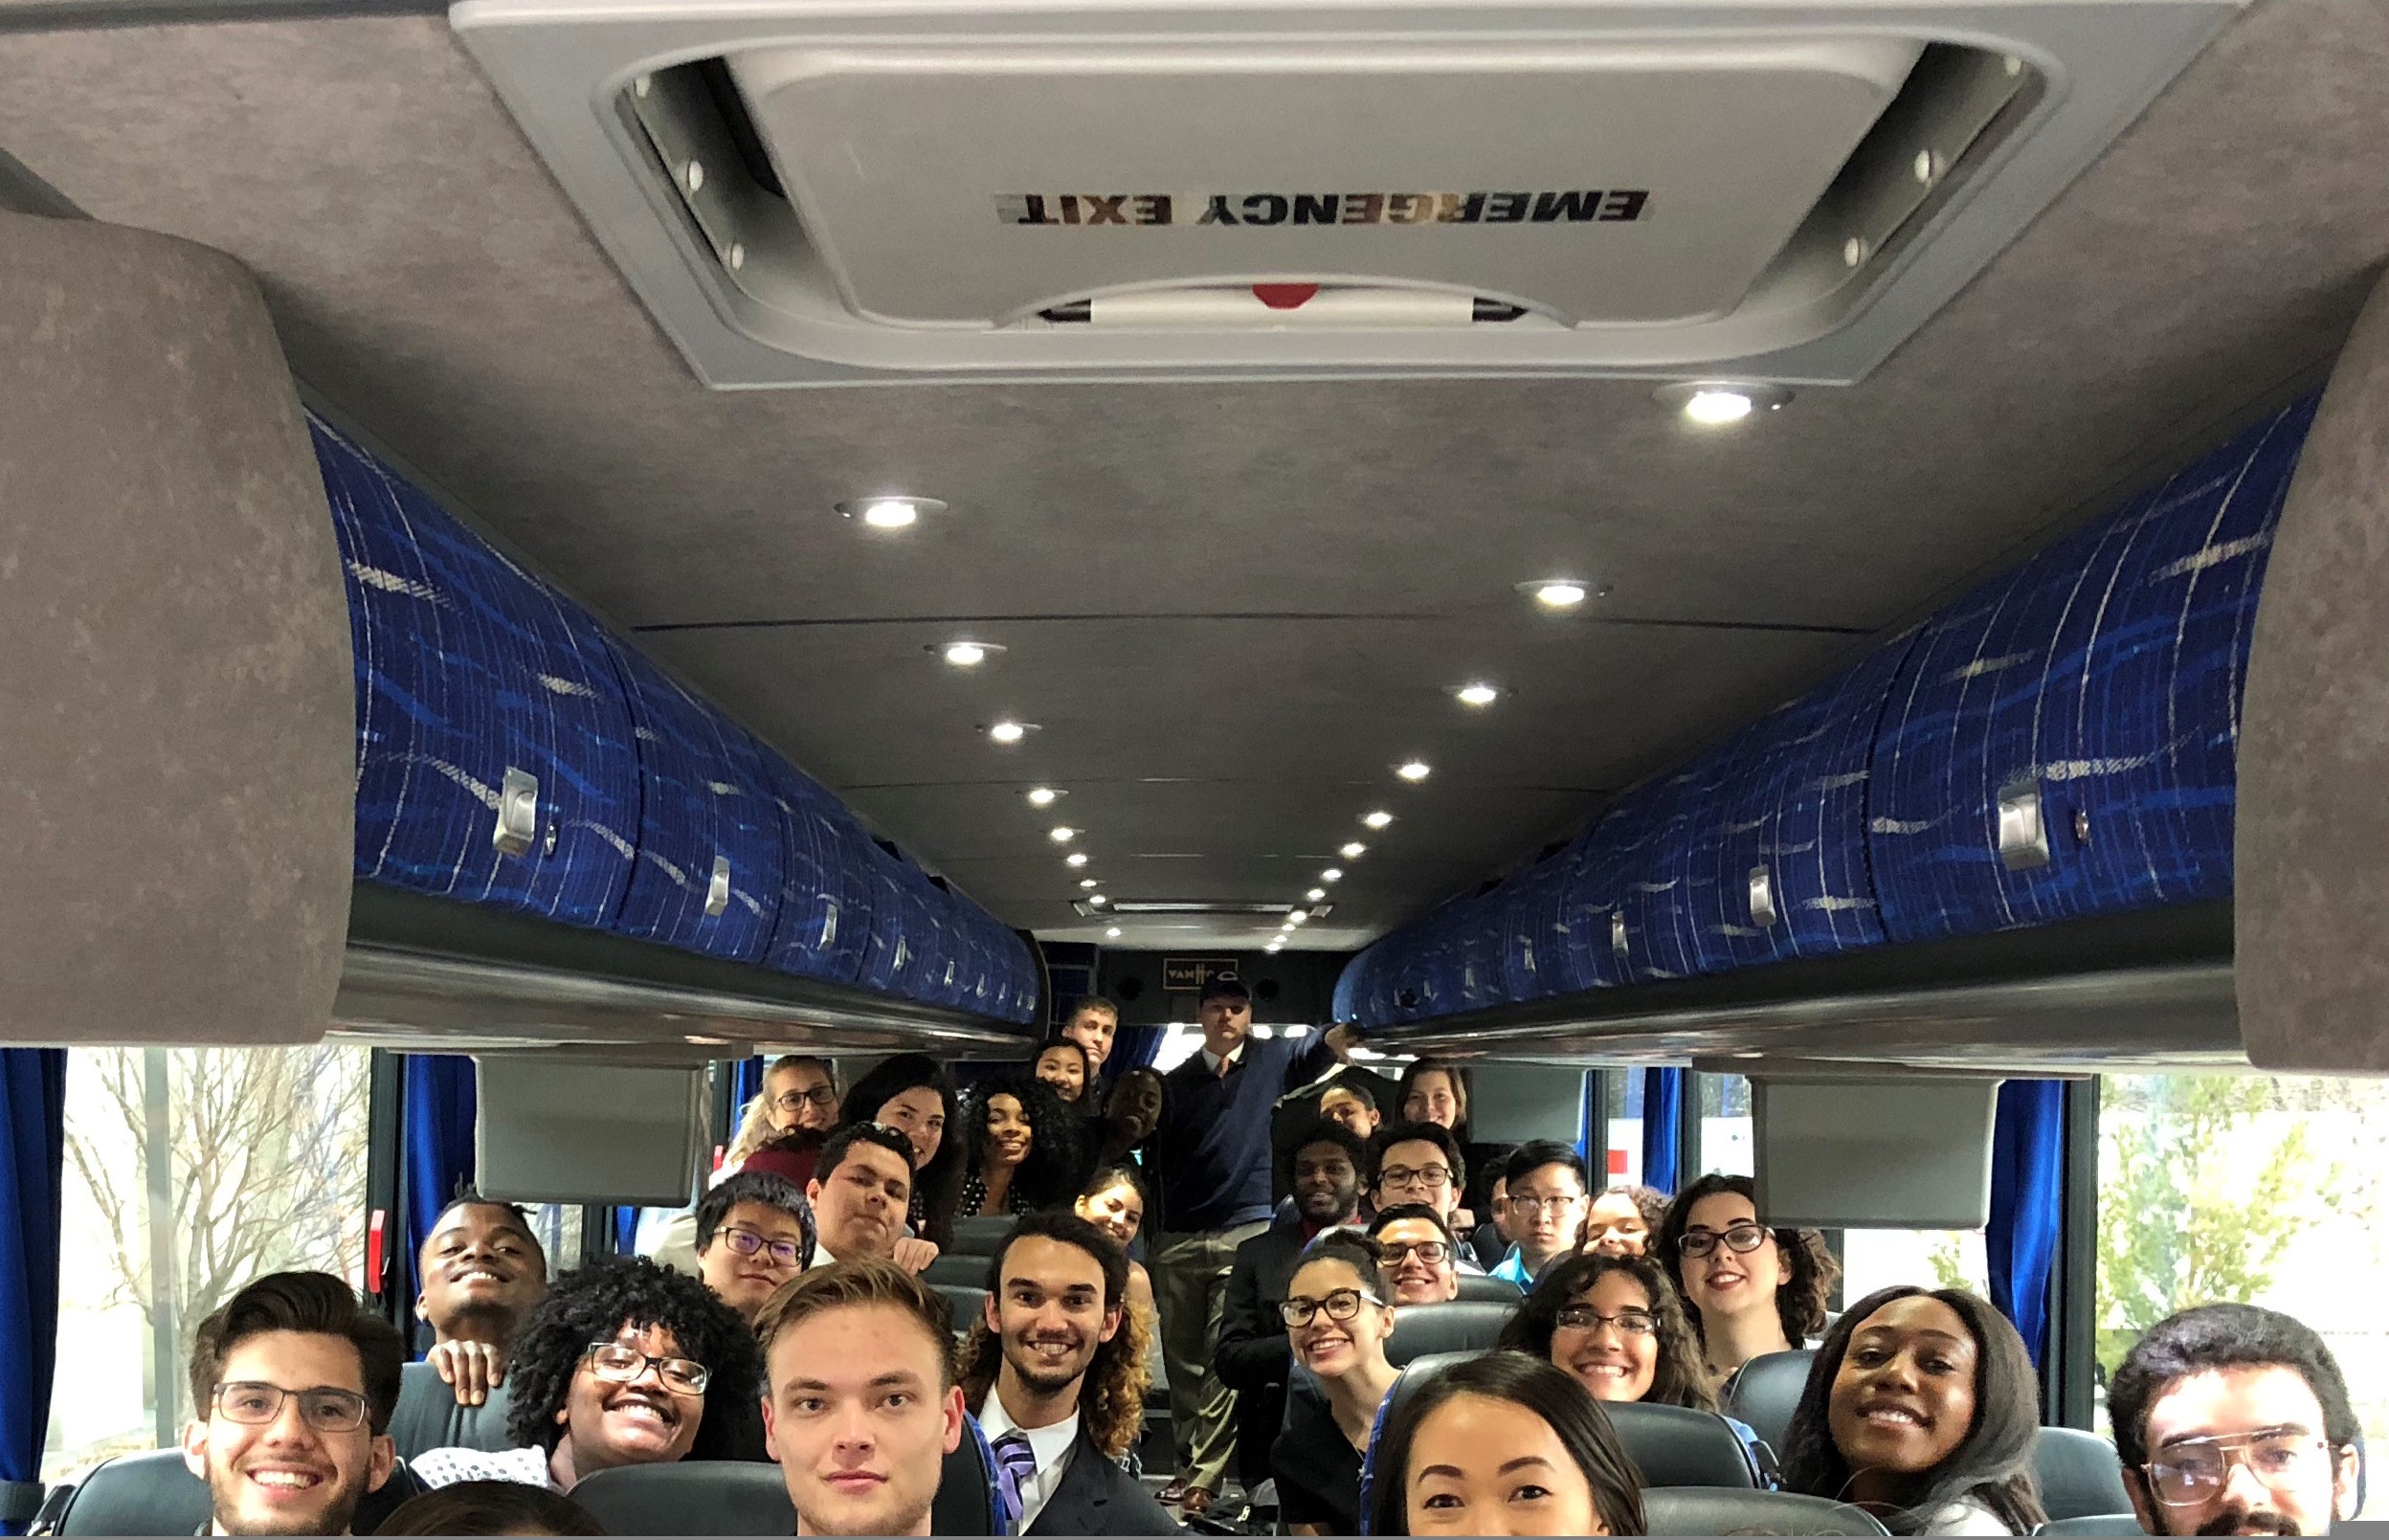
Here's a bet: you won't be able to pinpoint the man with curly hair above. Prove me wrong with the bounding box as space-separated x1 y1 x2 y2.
957 1213 1178 1536
412 1255 760 1491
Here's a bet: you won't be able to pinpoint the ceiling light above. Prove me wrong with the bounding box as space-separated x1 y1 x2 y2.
1363 811 1394 830
1026 787 1061 808
1066 853 1088 868
1396 761 1433 783
1655 380 1793 424
985 720 1037 744
935 640 1005 667
1341 841 1367 859
1049 826 1076 843
1321 868 1343 882
1456 682 1500 707
1080 878 1098 889
1106 926 1122 939
1288 909 1308 924
1306 887 1327 902
1519 579 1589 609
1089 894 1107 905
836 496 949 528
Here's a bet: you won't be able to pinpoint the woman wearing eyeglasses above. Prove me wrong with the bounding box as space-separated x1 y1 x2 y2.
1272 1231 1404 1536
1777 1284 2046 1534
413 1255 760 1491
1655 1173 1841 1385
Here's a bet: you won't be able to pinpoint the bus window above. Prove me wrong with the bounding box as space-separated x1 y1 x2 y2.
44 1045 372 1484
1697 1072 1756 1177
2098 1073 2389 1469
1601 1069 1641 1188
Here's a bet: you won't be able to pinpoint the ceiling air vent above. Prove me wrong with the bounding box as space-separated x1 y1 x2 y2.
452 0 2241 387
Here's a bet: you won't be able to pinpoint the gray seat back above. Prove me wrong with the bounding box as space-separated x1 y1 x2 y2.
924 1251 990 1287
1384 1301 1517 1366
932 1283 991 1337
949 1216 1016 1254
387 1360 515 1461
1378 1352 1756 1490
53 1447 423 1536
2035 1426 2134 1521
1645 1488 1890 1536
1724 1347 1817 1457
1452 1272 1525 1305
2035 1515 2147 1536
570 1460 795 1535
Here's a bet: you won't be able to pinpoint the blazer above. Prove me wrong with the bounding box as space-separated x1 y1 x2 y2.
1217 1219 1312 1391
1027 1427 1184 1536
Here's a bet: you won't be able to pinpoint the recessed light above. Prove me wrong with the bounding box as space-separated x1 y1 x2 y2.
1654 380 1792 425
933 640 1005 667
1089 894 1107 905
1456 682 1500 707
1288 909 1308 923
985 720 1038 744
836 496 949 528
1518 579 1591 609
1080 878 1098 889
1066 852 1089 868
1306 887 1327 902
1026 787 1062 807
1363 811 1394 830
1341 841 1367 859
1049 826 1076 843
1396 761 1433 783
1321 868 1343 882
1106 926 1122 939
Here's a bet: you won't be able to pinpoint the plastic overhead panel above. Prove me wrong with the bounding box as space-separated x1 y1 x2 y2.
1869 396 2314 943
321 417 640 929
606 641 784 962
1696 636 1915 971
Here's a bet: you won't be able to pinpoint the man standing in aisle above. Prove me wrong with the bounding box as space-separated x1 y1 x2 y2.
1145 972 1354 1515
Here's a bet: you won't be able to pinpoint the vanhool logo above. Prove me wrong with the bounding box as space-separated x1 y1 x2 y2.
994 190 1650 227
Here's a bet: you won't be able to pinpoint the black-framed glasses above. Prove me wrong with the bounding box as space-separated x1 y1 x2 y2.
772 1085 838 1113
715 1225 805 1268
1507 1193 1586 1215
1279 1287 1384 1327
1381 1240 1451 1265
584 1342 710 1395
212 1382 370 1433
1553 1306 1658 1336
1678 1222 1771 1259
2143 1433 2335 1506
1378 1164 1452 1190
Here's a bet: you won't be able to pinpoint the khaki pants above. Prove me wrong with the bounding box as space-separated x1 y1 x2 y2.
1150 1220 1268 1493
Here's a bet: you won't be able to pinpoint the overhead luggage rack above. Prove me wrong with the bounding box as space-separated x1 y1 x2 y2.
449 0 2245 386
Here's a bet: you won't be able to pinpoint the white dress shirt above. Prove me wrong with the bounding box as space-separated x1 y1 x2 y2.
978 1388 1081 1532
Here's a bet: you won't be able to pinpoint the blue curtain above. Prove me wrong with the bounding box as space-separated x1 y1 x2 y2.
1988 1079 2065 1369
1108 1025 1167 1076
0 1050 65 1535
1641 1067 1685 1194
731 1056 765 1108
399 1055 478 1351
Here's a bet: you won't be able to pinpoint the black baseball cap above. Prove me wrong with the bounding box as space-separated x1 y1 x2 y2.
1198 971 1251 1005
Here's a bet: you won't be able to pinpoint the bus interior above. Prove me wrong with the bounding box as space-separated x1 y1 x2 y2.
4 0 2389 1533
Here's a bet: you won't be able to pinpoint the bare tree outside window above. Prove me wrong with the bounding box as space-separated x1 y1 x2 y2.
52 1045 369 1466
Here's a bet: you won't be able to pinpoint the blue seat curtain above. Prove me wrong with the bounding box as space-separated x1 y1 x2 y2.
1988 1079 2065 1368
0 1050 65 1535
1642 1067 1685 1194
1107 1025 1168 1076
399 1055 478 1351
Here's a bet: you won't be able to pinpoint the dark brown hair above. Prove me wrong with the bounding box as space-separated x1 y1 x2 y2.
1656 1173 1840 1348
189 1271 405 1436
1497 1251 1717 1414
956 1212 1150 1460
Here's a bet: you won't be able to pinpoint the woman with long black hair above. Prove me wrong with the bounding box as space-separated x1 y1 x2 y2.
1367 1351 1646 1536
957 1070 1083 1216
1776 1284 2046 1535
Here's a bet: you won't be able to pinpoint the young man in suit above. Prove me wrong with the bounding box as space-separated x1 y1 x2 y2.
958 1213 1181 1537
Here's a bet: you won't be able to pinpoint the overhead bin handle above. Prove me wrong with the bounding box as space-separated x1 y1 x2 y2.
705 854 733 916
1996 777 2051 871
1748 864 1778 928
494 768 540 859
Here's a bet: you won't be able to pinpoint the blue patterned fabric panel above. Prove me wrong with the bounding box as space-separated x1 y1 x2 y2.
1869 397 2311 941
765 774 875 987
606 638 784 962
322 417 639 926
1693 636 1918 969
1336 395 2314 1027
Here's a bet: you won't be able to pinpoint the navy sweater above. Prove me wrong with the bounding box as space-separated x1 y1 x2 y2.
1151 1032 1338 1233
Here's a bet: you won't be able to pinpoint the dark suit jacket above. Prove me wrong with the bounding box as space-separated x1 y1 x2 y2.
1028 1428 1183 1536
1217 1219 1309 1393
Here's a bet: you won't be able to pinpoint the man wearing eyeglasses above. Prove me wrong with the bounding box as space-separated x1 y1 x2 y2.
413 1254 760 1490
695 1169 818 1324
182 1271 404 1535
1363 1123 1484 1278
1367 1205 1462 1306
2109 1303 2359 1535
1489 1142 1590 1289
